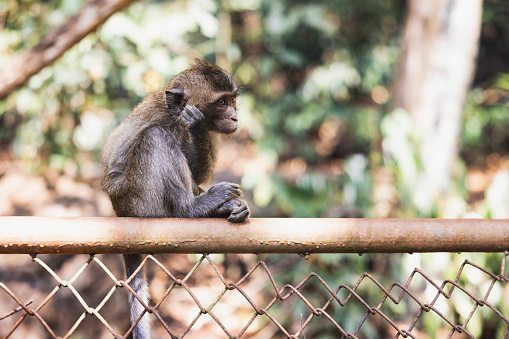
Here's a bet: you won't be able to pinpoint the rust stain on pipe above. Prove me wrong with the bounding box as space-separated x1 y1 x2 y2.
0 217 507 254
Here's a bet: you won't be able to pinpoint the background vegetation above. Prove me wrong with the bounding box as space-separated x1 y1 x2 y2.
0 0 508 338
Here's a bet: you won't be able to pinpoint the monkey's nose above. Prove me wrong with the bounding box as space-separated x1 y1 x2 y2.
231 117 238 122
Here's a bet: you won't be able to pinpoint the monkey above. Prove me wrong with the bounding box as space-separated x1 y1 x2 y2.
101 59 250 339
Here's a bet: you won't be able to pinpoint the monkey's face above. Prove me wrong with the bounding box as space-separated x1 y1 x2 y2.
201 91 239 135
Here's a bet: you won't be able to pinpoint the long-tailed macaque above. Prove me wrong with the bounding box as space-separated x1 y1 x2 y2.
101 59 250 339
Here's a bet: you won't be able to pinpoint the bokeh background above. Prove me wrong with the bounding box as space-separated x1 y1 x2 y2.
0 0 508 220
0 0 509 338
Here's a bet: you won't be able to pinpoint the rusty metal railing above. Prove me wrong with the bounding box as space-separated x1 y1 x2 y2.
0 217 508 254
0 217 508 338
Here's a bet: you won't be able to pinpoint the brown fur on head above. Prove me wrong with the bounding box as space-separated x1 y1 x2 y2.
165 59 236 107
165 59 239 135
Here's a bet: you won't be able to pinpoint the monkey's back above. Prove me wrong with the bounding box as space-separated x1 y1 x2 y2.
101 90 190 217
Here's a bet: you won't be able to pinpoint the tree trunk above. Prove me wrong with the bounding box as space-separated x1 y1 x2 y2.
0 0 139 101
392 0 483 214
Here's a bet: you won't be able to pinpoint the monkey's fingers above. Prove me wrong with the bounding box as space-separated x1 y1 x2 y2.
209 182 241 195
184 105 204 117
218 198 250 223
229 187 243 199
228 206 250 223
217 204 231 216
218 197 243 215
182 106 205 127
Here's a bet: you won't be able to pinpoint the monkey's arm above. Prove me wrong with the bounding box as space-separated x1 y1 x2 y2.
181 105 251 222
117 125 241 218
176 105 218 187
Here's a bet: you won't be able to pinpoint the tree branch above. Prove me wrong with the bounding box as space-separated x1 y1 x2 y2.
0 0 139 101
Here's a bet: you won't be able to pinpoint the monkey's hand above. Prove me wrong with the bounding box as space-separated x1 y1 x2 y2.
218 198 250 223
205 182 242 204
181 105 205 128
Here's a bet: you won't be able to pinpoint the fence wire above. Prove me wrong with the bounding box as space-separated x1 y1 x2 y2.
0 252 508 339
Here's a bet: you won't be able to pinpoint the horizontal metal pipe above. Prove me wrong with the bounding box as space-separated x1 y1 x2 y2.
0 217 507 254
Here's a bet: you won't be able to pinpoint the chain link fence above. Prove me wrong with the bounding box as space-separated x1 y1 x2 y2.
1 252 508 338
0 217 508 338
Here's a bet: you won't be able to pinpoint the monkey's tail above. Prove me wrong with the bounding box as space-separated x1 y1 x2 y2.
123 254 151 339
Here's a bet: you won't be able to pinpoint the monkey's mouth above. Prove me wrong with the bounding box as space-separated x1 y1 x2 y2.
208 118 238 135
221 122 239 135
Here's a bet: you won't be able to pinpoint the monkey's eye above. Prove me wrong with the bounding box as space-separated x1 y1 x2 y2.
216 98 227 107
231 97 236 105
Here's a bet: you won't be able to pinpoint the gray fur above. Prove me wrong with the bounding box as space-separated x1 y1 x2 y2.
101 84 249 339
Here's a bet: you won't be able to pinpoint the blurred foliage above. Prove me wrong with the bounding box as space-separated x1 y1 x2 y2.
1 0 509 337
0 0 508 217
0 0 406 217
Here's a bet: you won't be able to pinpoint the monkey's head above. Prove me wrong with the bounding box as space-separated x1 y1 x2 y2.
165 59 239 135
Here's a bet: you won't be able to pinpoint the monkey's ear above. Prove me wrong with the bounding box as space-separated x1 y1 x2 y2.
164 89 188 113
